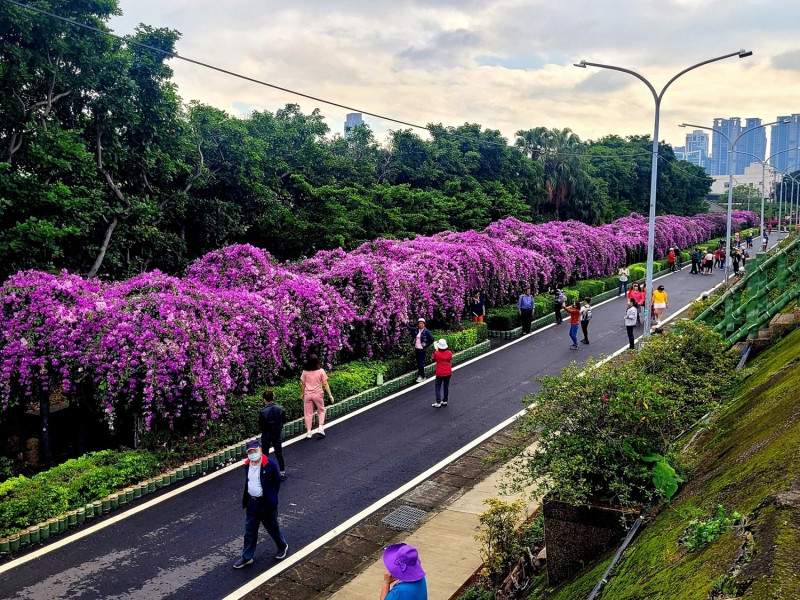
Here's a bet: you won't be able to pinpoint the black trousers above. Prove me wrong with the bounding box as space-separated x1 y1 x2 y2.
627 325 635 349
261 429 285 472
690 259 698 273
554 303 563 323
415 348 427 378
580 320 589 342
520 308 533 333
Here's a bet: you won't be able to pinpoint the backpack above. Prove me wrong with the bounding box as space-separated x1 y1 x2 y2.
582 306 592 321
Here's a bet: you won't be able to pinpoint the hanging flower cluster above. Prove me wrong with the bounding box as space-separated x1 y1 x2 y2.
0 211 757 430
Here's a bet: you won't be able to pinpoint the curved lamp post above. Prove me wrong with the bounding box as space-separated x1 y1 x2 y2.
575 50 752 337
680 119 787 284
730 147 800 238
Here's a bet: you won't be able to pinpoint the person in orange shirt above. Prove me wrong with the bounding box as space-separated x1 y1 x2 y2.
564 300 582 350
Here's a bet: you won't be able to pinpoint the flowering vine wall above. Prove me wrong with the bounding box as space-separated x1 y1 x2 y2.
0 211 757 431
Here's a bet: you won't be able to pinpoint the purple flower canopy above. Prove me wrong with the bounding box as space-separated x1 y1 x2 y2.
0 211 757 429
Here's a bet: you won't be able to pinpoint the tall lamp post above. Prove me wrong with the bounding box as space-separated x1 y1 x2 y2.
574 49 752 337
733 147 800 238
680 119 787 284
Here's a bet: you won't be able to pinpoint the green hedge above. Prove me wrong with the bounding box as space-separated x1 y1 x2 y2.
0 450 161 537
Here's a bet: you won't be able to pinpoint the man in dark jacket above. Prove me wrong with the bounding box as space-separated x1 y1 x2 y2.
233 440 289 569
259 389 287 481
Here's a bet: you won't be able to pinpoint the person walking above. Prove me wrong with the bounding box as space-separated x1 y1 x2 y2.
579 297 592 344
406 318 435 382
564 300 581 350
746 233 753 249
553 287 567 324
625 299 638 350
259 390 287 481
762 234 769 252
667 248 676 272
517 286 534 334
714 248 721 270
431 339 452 408
676 248 683 271
731 247 741 274
617 266 629 296
652 284 668 324
380 543 428 600
232 440 289 569
690 248 699 274
470 291 485 323
300 354 334 438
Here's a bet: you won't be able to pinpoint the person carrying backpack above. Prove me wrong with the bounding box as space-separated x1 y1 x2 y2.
579 297 592 344
553 288 567 324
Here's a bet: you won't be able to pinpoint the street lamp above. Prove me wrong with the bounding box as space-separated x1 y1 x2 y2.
733 147 800 238
574 49 752 337
680 119 787 284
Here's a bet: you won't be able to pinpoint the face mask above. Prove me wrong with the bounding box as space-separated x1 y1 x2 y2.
247 452 261 463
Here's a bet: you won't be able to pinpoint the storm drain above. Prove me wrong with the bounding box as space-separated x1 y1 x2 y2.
381 505 428 530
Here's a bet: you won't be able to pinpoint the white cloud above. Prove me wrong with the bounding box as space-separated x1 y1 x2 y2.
109 0 800 148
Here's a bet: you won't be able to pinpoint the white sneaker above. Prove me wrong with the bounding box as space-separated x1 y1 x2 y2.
305 432 312 439
317 427 325 437
432 402 442 408
416 376 424 383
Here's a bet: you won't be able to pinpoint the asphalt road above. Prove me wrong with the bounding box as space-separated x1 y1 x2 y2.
0 250 768 600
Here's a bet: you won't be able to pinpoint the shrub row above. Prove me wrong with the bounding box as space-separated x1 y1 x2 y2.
0 451 161 537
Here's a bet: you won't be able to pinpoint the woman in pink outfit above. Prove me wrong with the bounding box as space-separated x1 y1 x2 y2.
300 354 335 438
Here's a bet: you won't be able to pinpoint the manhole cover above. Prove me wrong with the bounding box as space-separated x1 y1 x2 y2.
381 505 428 530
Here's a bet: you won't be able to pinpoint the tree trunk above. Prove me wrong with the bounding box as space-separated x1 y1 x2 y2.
87 216 118 278
40 391 52 467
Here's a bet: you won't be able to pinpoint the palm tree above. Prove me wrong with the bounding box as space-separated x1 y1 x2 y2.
515 127 585 219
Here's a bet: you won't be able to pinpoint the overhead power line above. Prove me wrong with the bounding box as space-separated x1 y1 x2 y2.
2 0 708 170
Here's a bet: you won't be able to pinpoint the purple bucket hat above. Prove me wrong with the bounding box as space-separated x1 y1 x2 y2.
382 543 425 582
245 440 260 450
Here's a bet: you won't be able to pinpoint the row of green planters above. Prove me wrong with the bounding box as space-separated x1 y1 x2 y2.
0 444 251 551
0 322 489 545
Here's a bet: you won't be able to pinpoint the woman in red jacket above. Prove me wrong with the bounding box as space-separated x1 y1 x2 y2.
431 339 452 408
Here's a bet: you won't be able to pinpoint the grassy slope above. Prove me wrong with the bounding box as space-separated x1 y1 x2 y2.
536 327 800 600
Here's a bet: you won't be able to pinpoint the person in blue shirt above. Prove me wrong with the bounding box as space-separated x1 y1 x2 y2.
380 543 428 600
517 286 534 334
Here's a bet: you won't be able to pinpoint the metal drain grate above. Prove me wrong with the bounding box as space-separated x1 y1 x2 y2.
381 505 428 530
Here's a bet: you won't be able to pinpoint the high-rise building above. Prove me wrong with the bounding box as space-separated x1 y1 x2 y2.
344 113 364 137
769 115 800 175
682 129 710 173
709 117 767 176
736 118 766 174
710 118 740 176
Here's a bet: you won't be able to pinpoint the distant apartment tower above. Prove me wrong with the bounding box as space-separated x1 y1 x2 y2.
710 117 765 175
736 118 766 174
344 112 364 137
683 129 710 173
770 114 800 174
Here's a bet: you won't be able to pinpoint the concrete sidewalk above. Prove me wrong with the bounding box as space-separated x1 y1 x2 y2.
328 449 539 600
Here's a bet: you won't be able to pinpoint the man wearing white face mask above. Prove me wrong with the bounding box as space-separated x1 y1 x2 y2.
233 440 289 568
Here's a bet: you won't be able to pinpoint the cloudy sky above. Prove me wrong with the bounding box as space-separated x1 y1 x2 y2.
109 0 800 149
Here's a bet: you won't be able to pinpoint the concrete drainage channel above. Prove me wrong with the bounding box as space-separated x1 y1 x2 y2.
240 426 524 600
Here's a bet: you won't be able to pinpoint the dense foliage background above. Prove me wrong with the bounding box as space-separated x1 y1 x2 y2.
0 1 713 283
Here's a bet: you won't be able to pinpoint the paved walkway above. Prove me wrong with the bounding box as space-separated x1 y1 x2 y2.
328 447 539 600
0 234 783 600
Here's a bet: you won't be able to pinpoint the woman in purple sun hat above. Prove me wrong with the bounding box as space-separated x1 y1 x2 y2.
380 543 428 599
